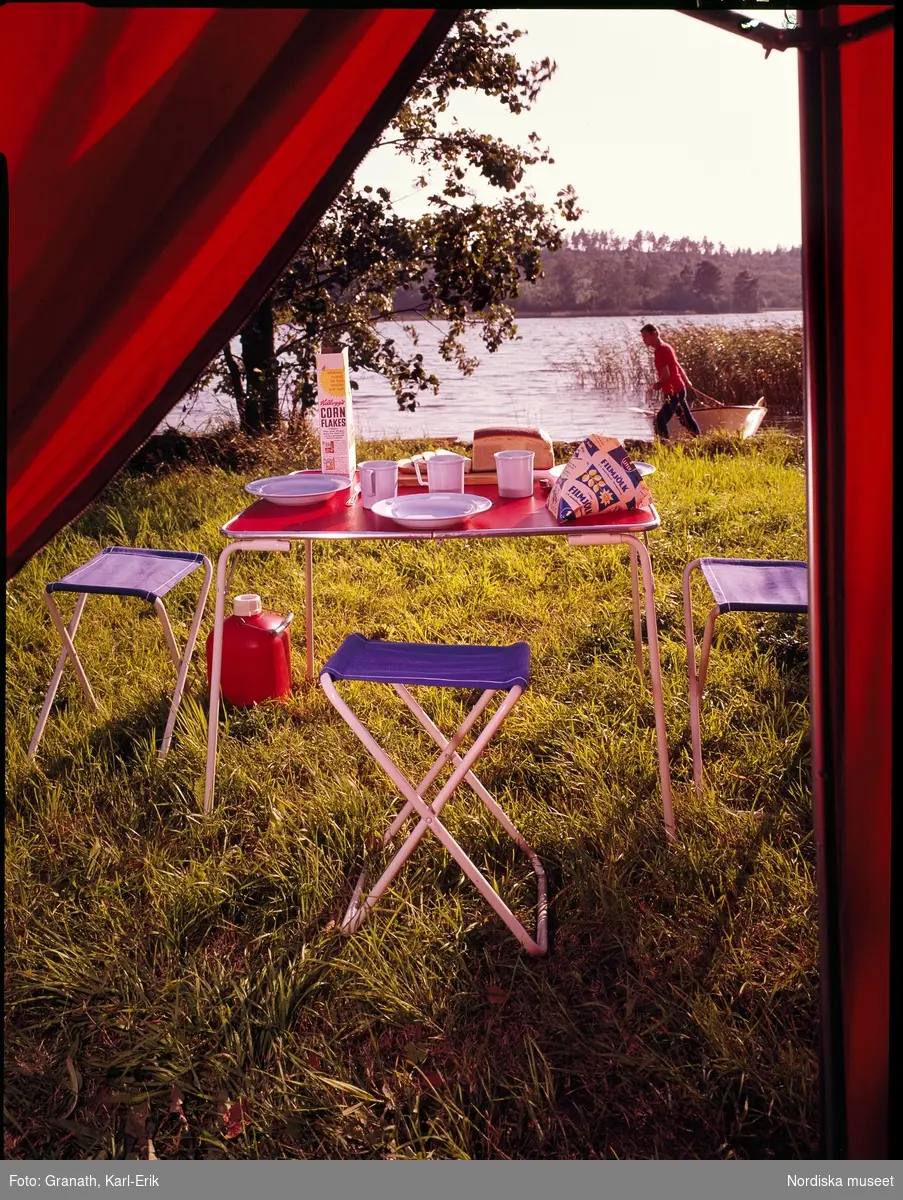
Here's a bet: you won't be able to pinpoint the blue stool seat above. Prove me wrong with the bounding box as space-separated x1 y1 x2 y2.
29 546 212 762
699 558 808 614
322 633 530 691
47 547 208 604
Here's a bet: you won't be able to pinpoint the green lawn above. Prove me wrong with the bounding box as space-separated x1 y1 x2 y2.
4 429 815 1160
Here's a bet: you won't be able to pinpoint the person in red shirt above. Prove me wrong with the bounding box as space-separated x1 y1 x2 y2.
640 324 701 438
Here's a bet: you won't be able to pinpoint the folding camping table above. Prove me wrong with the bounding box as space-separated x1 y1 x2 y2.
204 476 675 838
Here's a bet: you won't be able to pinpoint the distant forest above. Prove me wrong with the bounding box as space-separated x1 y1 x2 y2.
511 229 802 315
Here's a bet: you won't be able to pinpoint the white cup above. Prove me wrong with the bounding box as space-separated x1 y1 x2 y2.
359 460 398 509
414 452 467 493
495 450 535 498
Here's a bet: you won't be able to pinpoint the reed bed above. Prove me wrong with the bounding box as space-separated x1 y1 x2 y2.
569 337 651 393
5 431 814 1160
570 323 803 413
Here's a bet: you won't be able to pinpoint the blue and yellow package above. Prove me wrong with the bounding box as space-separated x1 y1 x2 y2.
546 434 651 522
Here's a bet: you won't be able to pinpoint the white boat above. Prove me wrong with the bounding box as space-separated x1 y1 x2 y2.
667 396 767 439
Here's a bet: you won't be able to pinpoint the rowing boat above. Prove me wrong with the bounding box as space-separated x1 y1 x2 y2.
667 396 767 439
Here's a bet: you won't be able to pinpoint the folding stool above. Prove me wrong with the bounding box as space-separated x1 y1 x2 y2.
320 634 548 955
28 547 213 760
682 558 808 791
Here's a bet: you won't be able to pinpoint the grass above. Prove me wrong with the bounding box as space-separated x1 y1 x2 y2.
4 428 815 1160
571 323 803 413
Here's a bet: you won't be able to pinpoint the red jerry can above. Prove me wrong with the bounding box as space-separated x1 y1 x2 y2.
206 594 293 707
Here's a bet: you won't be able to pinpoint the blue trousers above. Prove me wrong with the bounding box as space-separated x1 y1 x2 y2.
655 389 701 438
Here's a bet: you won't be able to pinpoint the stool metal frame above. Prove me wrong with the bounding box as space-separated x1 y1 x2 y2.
682 557 808 791
320 636 547 956
28 547 212 760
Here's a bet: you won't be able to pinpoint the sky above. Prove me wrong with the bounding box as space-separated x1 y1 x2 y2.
355 9 802 253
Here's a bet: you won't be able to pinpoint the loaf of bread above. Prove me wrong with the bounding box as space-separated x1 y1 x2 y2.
470 426 554 472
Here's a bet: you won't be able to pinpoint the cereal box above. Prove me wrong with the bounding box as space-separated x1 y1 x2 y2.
315 348 356 478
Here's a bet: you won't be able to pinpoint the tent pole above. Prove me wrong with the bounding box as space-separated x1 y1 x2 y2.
797 5 849 1161
678 7 893 54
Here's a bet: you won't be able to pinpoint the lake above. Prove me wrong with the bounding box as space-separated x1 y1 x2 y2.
164 311 803 443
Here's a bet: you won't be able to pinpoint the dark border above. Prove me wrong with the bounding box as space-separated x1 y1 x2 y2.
886 3 901 1153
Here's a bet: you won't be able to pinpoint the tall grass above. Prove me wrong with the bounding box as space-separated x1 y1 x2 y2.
4 431 814 1160
570 324 803 412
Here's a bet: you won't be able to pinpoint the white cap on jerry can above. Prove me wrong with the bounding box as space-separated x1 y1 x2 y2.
233 593 262 617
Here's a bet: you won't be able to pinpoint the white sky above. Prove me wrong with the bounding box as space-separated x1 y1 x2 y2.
355 9 802 252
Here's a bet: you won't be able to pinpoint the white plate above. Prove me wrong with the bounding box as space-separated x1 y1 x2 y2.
634 461 655 477
371 493 492 530
245 473 351 507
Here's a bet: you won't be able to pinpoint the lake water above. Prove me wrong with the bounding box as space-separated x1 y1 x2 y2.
164 311 803 443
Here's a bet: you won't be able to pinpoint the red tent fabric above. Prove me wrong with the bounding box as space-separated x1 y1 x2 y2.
2 5 457 577
833 6 894 1160
798 5 894 1158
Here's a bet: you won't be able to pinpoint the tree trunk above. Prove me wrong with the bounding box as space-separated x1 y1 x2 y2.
240 297 281 435
222 342 246 428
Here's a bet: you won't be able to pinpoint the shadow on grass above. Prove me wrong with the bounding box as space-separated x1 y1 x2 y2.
758 613 809 681
689 794 789 987
540 819 815 1158
11 694 174 785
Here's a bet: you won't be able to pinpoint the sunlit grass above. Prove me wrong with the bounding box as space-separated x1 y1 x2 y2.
4 430 814 1160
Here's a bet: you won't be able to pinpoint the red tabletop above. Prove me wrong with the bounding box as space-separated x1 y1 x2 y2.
222 478 660 541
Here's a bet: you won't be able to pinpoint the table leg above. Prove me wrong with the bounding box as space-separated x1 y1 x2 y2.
568 531 675 840
630 535 675 841
305 538 315 681
630 544 643 677
203 539 292 813
204 544 241 814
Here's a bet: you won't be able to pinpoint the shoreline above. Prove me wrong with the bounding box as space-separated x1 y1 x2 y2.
391 308 802 321
130 422 805 476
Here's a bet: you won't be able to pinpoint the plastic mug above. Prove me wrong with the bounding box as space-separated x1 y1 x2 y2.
359 460 398 509
495 450 535 498
414 453 467 493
